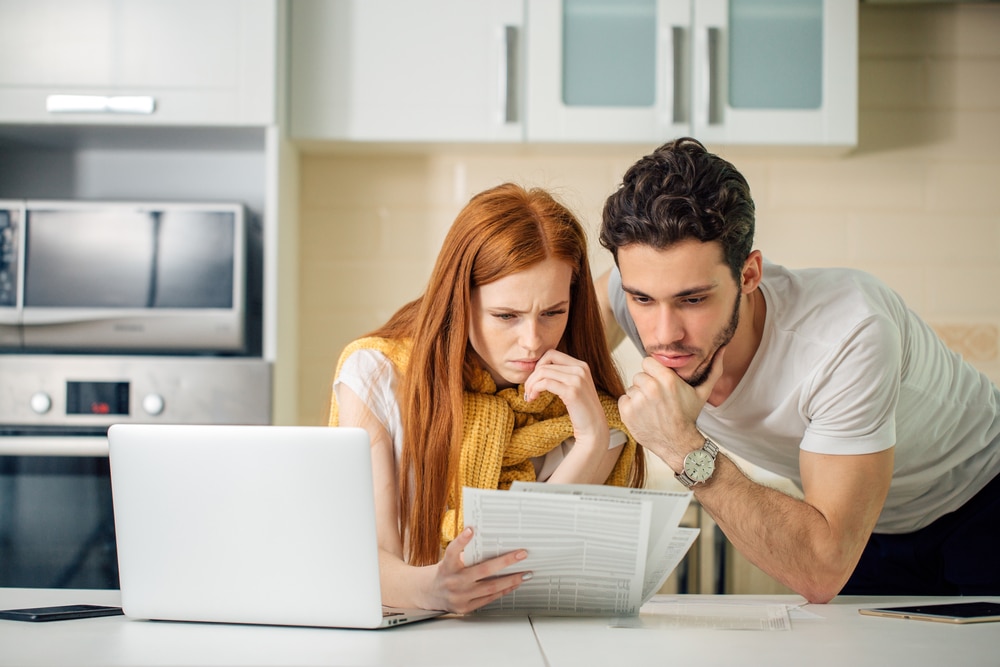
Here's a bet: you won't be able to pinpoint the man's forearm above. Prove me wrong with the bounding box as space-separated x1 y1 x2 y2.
693 455 859 603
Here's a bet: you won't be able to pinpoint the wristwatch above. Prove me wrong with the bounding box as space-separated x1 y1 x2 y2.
675 437 720 488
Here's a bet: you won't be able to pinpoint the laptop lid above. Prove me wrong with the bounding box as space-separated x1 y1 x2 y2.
108 424 443 629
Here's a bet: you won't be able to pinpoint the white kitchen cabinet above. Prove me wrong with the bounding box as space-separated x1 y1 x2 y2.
0 0 276 126
289 0 523 142
526 0 857 147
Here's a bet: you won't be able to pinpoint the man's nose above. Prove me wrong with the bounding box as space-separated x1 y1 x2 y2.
654 307 684 345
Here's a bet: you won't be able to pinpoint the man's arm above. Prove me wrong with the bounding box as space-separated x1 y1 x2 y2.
595 268 626 350
619 353 894 603
694 447 893 603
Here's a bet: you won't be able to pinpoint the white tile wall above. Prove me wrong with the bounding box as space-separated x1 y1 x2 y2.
296 4 1000 426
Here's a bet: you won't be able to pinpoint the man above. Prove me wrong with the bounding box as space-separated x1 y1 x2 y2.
597 137 1000 603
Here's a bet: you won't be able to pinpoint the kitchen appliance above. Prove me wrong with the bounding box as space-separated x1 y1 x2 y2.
0 355 270 589
0 199 258 354
0 199 271 589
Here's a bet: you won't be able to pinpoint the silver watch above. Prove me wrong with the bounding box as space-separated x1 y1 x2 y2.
675 437 720 488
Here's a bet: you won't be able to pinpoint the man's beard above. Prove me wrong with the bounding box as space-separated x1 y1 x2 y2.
646 291 741 388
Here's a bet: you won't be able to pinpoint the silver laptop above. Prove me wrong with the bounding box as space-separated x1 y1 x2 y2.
107 424 444 629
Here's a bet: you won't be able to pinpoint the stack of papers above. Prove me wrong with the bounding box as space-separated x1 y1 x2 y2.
463 482 699 616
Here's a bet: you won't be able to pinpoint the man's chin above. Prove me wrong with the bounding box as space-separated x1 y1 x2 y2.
649 358 709 387
682 361 714 388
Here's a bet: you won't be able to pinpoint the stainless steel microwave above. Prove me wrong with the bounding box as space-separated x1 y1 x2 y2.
0 200 248 354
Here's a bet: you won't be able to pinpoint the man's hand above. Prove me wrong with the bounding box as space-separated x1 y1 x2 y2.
619 348 726 472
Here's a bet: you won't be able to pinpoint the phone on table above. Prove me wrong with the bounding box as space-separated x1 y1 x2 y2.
859 601 1000 624
0 604 124 622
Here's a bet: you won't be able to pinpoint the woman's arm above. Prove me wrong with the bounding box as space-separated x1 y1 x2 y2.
335 382 531 613
523 348 623 485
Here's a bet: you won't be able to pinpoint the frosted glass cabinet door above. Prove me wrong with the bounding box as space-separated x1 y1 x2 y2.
692 0 856 146
526 0 856 147
527 0 691 142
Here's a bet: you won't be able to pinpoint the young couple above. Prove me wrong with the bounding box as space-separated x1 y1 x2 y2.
330 139 1000 612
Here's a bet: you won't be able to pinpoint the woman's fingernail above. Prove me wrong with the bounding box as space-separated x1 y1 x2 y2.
521 572 533 582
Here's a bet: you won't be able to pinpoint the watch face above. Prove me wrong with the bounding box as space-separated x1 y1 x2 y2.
683 449 715 482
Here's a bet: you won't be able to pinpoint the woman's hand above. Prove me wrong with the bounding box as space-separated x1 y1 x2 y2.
423 527 530 614
523 349 610 448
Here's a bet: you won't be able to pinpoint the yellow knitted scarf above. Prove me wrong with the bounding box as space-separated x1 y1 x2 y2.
329 336 636 548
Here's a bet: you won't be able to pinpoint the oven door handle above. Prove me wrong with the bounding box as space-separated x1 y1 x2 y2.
0 435 108 457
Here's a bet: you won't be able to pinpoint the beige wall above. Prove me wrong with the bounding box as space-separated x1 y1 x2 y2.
296 3 1000 427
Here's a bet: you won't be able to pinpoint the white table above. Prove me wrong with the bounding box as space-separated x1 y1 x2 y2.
3 589 999 667
531 594 1000 667
0 588 543 667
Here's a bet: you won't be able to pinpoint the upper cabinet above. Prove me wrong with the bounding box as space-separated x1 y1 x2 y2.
290 0 524 142
526 0 857 146
0 0 276 126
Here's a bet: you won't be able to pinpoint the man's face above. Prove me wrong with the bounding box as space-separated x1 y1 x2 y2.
618 240 741 387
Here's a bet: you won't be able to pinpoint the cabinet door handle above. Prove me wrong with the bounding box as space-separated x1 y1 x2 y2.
46 95 157 115
702 27 723 126
667 26 689 124
501 25 519 124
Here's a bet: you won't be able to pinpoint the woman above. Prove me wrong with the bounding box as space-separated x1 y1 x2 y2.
329 183 644 614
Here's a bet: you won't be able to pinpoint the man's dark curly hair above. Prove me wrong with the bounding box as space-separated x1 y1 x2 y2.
600 137 755 282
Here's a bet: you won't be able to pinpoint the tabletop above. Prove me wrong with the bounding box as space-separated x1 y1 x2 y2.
2 588 998 667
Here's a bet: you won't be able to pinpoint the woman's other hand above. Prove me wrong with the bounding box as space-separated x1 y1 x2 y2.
423 527 530 614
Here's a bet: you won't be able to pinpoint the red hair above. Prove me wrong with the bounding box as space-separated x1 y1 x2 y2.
368 183 645 565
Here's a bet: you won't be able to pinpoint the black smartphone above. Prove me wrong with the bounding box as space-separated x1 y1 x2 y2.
0 604 124 622
859 601 1000 624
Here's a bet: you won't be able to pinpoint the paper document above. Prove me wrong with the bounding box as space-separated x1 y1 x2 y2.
463 482 698 616
610 597 793 630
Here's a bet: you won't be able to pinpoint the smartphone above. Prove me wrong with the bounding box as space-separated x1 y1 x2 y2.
859 601 1000 624
0 604 124 622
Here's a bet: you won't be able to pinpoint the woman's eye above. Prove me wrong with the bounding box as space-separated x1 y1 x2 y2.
542 309 567 318
493 313 516 321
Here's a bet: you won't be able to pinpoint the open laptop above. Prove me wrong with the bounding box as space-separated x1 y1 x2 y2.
107 423 445 629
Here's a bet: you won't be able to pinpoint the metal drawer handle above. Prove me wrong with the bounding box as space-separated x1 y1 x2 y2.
500 25 519 124
703 27 722 126
46 94 157 115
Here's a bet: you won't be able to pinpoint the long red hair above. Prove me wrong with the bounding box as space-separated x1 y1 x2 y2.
367 183 645 565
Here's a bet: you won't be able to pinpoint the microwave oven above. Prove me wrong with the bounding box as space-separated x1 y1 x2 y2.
0 200 251 354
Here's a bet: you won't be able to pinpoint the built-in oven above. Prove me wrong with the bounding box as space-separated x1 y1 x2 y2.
0 200 271 589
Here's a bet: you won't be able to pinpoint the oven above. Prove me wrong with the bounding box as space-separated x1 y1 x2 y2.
0 196 270 588
0 354 270 590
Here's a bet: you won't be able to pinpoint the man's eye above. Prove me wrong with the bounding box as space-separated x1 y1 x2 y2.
682 297 706 306
631 295 652 305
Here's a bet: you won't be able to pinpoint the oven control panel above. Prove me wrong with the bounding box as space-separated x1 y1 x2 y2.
0 355 271 442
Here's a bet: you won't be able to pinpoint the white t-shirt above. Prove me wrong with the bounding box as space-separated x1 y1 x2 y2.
609 260 1000 533
333 348 626 482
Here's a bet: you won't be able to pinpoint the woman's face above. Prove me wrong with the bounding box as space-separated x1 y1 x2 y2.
468 257 573 390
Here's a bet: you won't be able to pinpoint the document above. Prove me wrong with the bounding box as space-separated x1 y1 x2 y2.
463 482 699 616
611 597 794 630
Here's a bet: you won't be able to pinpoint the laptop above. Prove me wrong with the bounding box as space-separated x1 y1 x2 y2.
107 423 445 629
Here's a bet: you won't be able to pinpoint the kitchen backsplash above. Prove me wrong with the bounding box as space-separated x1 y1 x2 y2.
296 3 1000 426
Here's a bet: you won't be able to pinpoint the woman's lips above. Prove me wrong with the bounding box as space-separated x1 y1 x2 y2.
510 359 539 372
